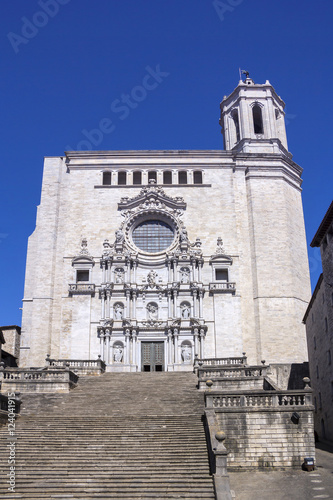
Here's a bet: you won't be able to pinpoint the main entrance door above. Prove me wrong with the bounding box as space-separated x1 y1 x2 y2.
141 342 164 372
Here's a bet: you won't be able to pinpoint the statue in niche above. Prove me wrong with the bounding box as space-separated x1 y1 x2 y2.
181 345 191 363
147 270 157 286
114 347 123 363
114 304 124 320
115 230 125 243
115 268 124 284
147 303 158 321
181 303 190 319
180 267 190 284
180 227 189 242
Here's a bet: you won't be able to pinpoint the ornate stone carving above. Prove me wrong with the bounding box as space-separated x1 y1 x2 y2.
181 345 192 363
146 302 158 321
181 302 191 319
114 268 125 283
113 347 123 363
114 303 124 320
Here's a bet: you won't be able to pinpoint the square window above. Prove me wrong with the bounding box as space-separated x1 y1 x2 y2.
77 270 89 282
215 269 228 281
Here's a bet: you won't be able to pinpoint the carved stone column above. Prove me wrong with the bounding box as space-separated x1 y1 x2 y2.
198 289 204 318
125 330 130 364
126 290 131 319
193 289 198 318
172 258 177 282
106 289 111 319
173 290 177 318
132 330 137 366
133 262 137 283
174 329 179 363
102 260 106 283
167 290 172 318
132 291 137 319
167 260 172 282
167 330 173 364
193 327 199 356
191 259 196 282
106 329 111 364
101 290 105 319
100 333 105 360
198 259 203 282
200 328 205 358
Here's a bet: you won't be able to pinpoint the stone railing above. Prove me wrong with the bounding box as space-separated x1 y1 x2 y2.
199 366 265 379
194 355 247 368
209 282 236 293
68 283 95 295
0 367 78 393
45 356 106 375
206 389 313 410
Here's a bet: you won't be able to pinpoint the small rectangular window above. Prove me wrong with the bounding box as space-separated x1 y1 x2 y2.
193 171 203 184
148 171 157 183
215 269 228 281
178 171 187 184
103 172 111 185
118 172 127 185
163 171 172 184
77 270 89 282
133 171 142 185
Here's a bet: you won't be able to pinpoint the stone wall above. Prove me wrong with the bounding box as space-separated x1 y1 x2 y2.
206 390 315 469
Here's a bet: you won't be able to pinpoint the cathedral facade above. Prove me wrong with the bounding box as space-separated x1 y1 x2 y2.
20 77 311 372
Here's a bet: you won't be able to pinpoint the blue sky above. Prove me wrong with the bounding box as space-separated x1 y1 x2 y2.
1 0 332 326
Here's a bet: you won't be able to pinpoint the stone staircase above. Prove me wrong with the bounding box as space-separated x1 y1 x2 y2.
0 372 215 499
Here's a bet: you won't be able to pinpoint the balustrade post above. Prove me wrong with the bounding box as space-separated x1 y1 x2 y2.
213 431 233 500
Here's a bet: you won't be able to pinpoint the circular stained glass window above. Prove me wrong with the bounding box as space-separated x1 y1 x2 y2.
132 220 174 253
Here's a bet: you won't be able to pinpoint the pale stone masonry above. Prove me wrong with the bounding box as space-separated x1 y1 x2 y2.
20 77 311 374
304 201 333 442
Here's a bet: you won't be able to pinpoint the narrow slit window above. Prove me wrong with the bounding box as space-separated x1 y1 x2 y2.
118 172 127 185
163 171 172 184
133 171 142 185
178 171 187 184
103 171 111 185
252 104 264 134
193 171 203 184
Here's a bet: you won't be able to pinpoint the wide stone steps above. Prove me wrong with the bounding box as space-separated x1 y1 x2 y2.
0 372 215 499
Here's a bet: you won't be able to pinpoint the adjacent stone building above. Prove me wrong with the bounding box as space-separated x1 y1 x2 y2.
20 77 311 378
303 201 333 442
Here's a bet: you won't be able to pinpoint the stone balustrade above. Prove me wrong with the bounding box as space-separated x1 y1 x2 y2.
68 283 95 295
0 367 78 393
194 355 247 367
209 282 236 293
206 389 313 410
45 356 106 375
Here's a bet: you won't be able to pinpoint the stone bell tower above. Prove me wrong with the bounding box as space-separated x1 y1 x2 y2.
220 76 288 154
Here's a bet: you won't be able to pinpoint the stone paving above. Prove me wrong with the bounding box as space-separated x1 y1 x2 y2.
229 442 333 500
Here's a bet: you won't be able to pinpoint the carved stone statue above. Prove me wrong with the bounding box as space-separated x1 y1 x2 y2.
181 345 191 362
115 230 125 243
180 267 190 284
181 303 190 319
180 227 188 242
147 303 158 321
147 270 157 285
114 304 124 320
115 268 124 283
114 347 123 363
